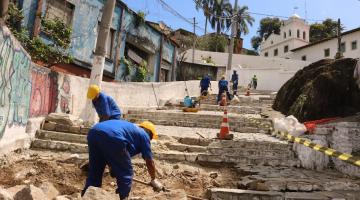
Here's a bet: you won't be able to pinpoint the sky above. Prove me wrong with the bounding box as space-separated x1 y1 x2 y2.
121 0 360 49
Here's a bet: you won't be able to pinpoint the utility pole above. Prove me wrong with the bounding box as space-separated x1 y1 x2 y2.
82 0 116 123
192 17 196 63
226 0 238 79
0 0 9 25
335 18 343 59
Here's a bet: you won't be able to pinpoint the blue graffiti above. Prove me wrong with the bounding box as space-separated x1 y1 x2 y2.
0 27 32 138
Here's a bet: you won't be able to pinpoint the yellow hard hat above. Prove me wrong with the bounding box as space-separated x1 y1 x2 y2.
87 85 100 100
139 121 158 140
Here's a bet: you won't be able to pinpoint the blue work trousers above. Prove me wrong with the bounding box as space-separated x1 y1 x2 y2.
82 129 133 200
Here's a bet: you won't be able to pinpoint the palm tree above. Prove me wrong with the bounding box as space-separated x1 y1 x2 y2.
234 5 254 39
195 0 214 35
209 0 232 34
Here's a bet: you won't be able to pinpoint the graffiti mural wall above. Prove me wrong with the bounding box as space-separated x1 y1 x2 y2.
29 65 58 117
0 26 32 139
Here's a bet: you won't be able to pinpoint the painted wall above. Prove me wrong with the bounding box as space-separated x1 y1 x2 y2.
289 31 360 62
20 0 177 82
0 26 33 154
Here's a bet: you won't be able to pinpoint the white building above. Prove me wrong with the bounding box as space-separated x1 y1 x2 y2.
289 28 360 62
260 14 360 63
260 14 310 58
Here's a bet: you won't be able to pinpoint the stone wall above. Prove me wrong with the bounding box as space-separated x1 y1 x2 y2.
293 115 360 178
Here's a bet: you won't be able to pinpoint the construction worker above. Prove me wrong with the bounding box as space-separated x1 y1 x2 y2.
252 75 258 90
217 75 231 104
200 74 211 96
87 85 122 122
81 120 163 200
231 70 239 95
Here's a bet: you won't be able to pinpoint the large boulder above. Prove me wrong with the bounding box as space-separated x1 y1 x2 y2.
273 58 360 122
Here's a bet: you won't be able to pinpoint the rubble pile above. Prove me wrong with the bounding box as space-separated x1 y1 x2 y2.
273 58 360 122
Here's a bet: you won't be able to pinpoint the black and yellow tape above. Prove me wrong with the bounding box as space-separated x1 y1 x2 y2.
246 117 360 167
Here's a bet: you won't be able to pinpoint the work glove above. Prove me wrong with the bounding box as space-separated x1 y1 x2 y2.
150 179 164 192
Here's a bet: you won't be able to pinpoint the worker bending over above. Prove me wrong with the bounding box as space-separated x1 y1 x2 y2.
82 120 163 200
217 75 231 104
87 85 122 122
200 74 211 96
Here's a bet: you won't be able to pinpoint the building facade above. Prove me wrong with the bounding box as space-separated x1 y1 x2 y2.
20 0 178 82
260 14 310 58
289 28 360 62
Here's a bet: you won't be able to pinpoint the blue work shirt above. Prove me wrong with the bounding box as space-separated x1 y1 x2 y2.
231 73 239 84
200 76 211 89
92 92 121 119
91 120 153 160
218 79 228 90
184 96 193 107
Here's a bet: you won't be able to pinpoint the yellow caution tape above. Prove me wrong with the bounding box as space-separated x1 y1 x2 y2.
246 117 360 167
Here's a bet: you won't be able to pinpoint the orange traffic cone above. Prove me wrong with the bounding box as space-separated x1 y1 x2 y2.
219 107 230 139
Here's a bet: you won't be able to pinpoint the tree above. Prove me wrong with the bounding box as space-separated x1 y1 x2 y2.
196 34 228 52
310 18 343 42
233 5 254 39
251 36 262 51
209 0 232 34
251 17 281 51
195 0 214 35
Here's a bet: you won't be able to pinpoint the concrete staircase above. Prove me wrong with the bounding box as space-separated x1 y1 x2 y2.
123 110 271 133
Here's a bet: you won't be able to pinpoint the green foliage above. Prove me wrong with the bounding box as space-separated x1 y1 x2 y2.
134 11 146 27
5 3 73 65
201 55 215 65
196 34 228 52
121 57 149 82
234 5 254 38
310 18 343 43
250 17 281 51
209 0 232 34
41 18 72 49
251 36 262 51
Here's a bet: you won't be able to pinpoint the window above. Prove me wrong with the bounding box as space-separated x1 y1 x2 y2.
274 49 278 56
44 0 74 26
264 52 269 57
352 41 357 50
340 42 346 53
302 55 307 61
297 29 300 38
303 31 306 40
106 29 116 58
289 30 292 37
324 48 330 57
284 45 289 53
284 32 286 39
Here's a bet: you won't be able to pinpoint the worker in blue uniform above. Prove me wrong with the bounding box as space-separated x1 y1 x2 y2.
81 120 163 200
217 75 231 104
200 74 211 96
87 85 122 121
231 70 239 95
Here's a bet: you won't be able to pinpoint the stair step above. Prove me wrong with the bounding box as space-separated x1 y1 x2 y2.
164 143 207 153
36 130 87 144
210 188 360 200
31 139 88 153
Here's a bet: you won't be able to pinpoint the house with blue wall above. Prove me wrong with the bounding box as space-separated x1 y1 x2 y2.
19 0 178 82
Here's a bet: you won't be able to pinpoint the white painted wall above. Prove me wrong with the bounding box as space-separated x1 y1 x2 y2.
290 31 360 62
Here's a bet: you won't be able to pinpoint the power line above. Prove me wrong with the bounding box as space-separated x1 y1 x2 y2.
154 0 205 31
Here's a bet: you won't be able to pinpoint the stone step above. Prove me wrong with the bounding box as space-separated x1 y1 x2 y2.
197 154 299 167
36 130 87 144
31 139 88 153
164 143 207 153
210 188 360 200
199 104 261 114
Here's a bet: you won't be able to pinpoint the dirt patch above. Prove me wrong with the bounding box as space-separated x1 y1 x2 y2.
0 151 240 199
